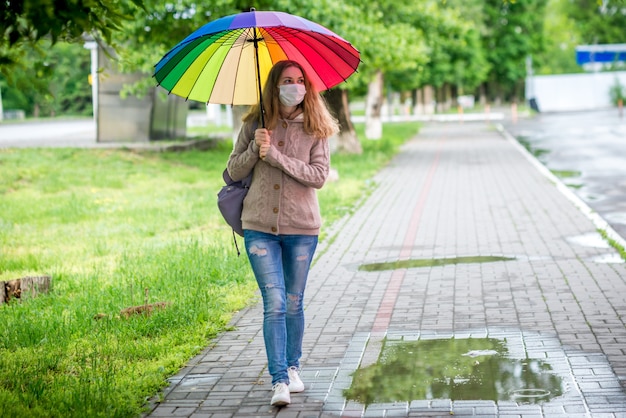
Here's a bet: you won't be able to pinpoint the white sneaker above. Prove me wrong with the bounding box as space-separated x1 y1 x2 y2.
287 366 305 393
271 382 290 406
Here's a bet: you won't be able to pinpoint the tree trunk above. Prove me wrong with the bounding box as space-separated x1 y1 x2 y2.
488 80 503 106
514 79 523 103
325 88 361 154
443 83 452 111
365 70 383 140
1 276 51 304
423 86 435 115
479 84 487 106
411 89 420 115
436 87 444 113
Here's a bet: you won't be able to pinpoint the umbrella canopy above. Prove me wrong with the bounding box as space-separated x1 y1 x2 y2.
153 9 360 105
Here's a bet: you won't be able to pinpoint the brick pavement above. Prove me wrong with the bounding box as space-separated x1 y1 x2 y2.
146 122 626 418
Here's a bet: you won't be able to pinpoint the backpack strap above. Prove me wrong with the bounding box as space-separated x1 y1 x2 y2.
228 119 259 256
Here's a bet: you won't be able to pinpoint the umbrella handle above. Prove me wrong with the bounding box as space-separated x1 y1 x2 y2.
252 27 266 128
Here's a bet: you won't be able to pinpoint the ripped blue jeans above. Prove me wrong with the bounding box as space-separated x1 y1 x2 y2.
244 230 318 385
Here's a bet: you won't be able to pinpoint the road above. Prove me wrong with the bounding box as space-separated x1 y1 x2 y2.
0 119 96 147
503 109 626 240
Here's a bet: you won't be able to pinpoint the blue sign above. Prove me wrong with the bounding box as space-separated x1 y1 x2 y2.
576 44 626 65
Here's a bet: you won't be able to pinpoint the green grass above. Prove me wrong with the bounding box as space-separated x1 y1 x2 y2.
0 121 420 417
598 229 626 261
516 137 550 160
551 169 581 179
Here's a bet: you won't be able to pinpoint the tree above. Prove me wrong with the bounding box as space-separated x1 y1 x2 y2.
9 0 606 128
1 42 92 117
392 1 488 112
364 1 428 139
112 0 257 93
258 0 427 142
481 0 547 103
0 0 144 77
0 0 145 118
112 0 366 150
565 0 626 45
534 0 584 75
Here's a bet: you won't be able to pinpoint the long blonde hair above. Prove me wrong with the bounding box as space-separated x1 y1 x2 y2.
243 60 339 139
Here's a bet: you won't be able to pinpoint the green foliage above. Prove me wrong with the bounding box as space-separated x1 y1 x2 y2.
482 0 547 101
1 42 92 117
534 0 584 75
0 0 145 78
564 0 626 44
402 1 489 93
4 0 626 118
0 0 145 117
113 0 244 92
598 228 626 262
267 0 428 94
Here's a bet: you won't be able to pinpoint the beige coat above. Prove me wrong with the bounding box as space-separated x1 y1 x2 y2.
227 115 330 236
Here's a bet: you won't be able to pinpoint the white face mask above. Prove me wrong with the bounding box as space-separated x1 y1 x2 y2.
279 84 306 107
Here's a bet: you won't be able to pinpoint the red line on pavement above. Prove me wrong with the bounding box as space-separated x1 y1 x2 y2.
371 137 443 333
400 149 441 259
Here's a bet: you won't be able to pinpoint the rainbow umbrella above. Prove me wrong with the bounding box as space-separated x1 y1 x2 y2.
153 9 360 108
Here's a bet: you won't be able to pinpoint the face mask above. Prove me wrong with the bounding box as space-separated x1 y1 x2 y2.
279 84 306 107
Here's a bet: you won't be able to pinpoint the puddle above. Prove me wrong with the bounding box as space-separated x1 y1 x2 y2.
359 256 515 272
592 253 625 264
566 232 610 249
605 211 626 226
344 338 566 406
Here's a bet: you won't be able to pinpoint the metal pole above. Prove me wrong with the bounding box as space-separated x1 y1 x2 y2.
252 27 265 128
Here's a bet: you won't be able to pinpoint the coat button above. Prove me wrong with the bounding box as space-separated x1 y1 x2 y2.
271 227 277 232
282 121 288 128
274 184 280 190
278 141 284 146
273 207 279 213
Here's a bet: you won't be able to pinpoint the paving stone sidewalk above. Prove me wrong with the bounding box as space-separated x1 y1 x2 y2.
146 122 626 418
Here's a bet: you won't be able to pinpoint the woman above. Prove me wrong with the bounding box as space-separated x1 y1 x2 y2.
226 60 339 407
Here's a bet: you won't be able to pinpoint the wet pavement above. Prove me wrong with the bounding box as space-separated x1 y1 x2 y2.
503 109 626 241
145 121 626 417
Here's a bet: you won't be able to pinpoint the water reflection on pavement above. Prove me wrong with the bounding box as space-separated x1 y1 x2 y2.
504 109 626 241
